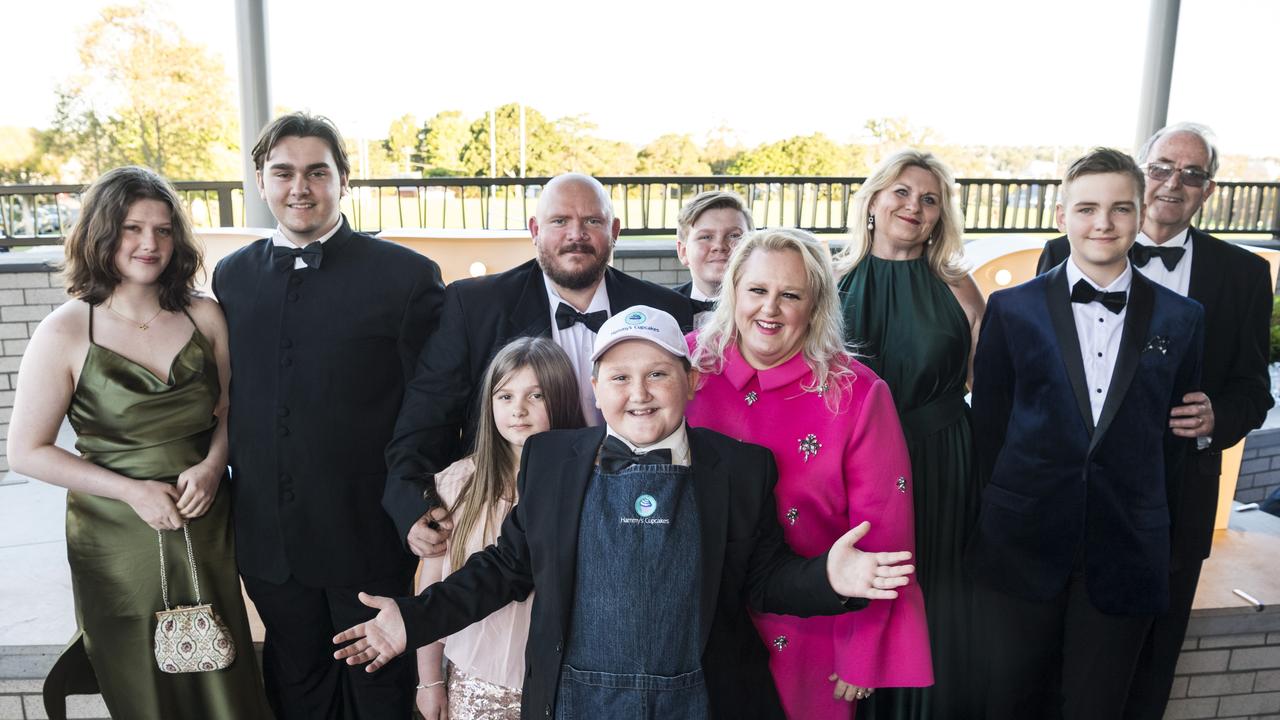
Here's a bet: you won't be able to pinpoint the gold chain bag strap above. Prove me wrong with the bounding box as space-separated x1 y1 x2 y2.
153 524 237 673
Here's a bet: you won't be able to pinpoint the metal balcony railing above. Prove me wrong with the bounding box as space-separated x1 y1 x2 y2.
3 176 1278 246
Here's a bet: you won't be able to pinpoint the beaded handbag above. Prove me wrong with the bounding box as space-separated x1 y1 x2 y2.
153 524 236 673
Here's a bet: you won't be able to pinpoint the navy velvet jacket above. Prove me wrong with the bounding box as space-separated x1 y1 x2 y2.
967 264 1203 615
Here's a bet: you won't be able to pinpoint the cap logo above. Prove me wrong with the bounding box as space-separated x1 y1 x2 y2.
625 311 647 325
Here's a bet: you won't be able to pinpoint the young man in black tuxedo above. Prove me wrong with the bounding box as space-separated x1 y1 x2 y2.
1035 124 1273 720
337 306 917 719
382 174 693 560
212 113 445 719
672 190 753 325
970 148 1204 719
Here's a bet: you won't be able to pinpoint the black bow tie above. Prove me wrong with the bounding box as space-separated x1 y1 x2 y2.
555 303 608 333
1070 279 1127 314
272 243 323 270
599 435 673 474
691 298 716 314
1130 243 1186 272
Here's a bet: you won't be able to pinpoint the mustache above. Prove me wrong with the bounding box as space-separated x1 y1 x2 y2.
559 243 597 256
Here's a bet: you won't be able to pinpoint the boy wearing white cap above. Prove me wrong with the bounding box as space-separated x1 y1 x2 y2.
336 306 917 720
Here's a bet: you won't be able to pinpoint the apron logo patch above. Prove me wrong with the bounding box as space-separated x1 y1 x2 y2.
635 494 657 517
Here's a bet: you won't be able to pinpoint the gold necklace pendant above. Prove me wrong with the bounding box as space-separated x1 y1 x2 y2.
106 303 163 331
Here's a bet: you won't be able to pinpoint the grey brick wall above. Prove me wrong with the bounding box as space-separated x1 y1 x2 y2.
0 260 65 475
612 240 690 288
1237 427 1280 507
1166 614 1280 718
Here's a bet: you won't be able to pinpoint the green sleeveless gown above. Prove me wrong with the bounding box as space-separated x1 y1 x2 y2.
46 308 272 719
839 256 981 720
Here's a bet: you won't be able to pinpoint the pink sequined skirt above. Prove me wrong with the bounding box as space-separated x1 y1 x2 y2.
447 662 522 720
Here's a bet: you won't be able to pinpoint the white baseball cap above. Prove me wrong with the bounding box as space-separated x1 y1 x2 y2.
590 305 688 362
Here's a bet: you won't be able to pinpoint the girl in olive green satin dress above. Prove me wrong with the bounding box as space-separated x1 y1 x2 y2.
8 167 272 719
833 150 987 720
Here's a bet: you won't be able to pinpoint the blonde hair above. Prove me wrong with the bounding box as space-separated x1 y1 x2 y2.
831 149 967 283
691 228 854 409
449 337 586 570
675 190 754 241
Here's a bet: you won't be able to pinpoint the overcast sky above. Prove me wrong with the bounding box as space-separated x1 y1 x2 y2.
7 0 1279 157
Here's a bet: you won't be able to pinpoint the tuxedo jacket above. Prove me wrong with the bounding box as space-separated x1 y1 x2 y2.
1037 230 1273 562
212 219 445 586
395 426 860 720
382 259 694 540
967 266 1203 615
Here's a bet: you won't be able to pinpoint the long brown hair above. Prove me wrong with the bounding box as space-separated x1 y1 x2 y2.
449 337 585 569
62 166 202 311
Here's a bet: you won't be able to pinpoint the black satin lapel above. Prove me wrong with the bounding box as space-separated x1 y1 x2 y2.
1045 266 1095 434
1091 275 1154 452
554 428 605 635
688 430 728 650
603 267 623 315
1186 227 1216 303
509 264 554 339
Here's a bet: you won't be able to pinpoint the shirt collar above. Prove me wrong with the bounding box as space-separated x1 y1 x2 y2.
271 216 342 249
605 422 691 466
1065 256 1132 294
722 341 814 392
543 273 610 315
1136 226 1190 248
689 283 715 303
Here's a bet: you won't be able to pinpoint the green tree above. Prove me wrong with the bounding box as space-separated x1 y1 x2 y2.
728 133 848 175
460 104 566 177
44 4 237 181
382 114 420 174
0 127 59 183
636 134 710 175
701 126 744 175
418 110 470 176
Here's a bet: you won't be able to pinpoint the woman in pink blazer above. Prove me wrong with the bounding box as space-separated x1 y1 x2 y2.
686 228 933 719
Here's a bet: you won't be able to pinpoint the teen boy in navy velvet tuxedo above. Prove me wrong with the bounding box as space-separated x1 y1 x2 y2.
968 149 1203 720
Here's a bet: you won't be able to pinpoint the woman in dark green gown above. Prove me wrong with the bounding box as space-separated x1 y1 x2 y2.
8 167 272 719
833 150 986 720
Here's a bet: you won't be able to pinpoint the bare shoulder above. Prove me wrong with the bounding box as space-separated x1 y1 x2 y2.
28 300 90 369
186 294 228 337
946 274 986 323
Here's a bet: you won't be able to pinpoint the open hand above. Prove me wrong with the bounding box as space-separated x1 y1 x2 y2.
126 480 184 530
829 673 873 702
826 521 914 600
176 462 221 519
407 506 453 558
333 592 407 672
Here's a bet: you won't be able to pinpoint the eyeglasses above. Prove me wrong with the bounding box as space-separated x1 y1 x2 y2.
1143 162 1213 188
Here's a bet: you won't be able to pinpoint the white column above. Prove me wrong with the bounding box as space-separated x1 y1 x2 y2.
234 0 274 227
1135 0 1181 154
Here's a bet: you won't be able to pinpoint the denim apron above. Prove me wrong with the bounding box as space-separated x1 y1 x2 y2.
556 463 708 720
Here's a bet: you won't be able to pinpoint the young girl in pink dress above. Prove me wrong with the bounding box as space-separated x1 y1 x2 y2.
687 228 933 719
415 337 585 720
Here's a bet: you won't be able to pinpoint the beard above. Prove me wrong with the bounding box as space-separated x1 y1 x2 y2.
537 241 611 290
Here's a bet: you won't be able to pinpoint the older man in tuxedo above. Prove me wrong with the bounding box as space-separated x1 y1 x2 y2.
382 173 693 559
1036 124 1274 719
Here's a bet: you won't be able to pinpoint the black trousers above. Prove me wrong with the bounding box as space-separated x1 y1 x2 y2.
1122 558 1204 719
976 573 1154 720
243 568 416 720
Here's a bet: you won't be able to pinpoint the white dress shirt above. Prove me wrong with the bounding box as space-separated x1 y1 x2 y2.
1066 259 1132 425
605 422 691 467
270 218 342 269
1134 227 1192 297
690 283 716 328
545 276 608 426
